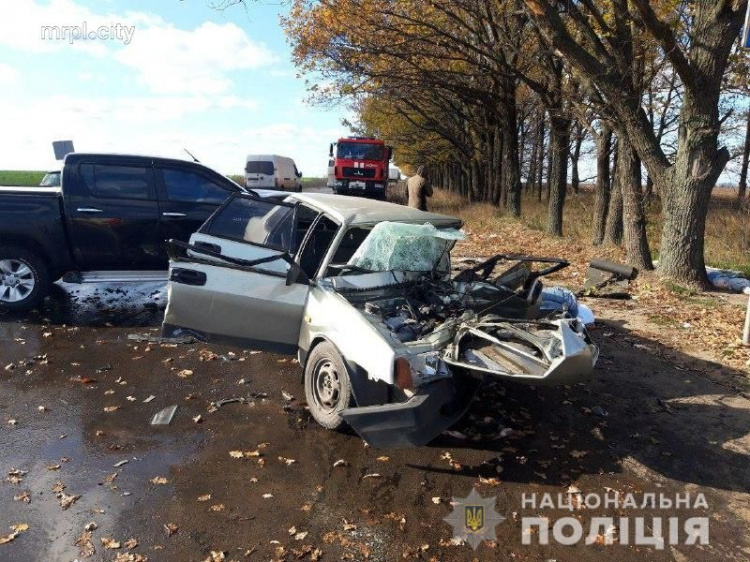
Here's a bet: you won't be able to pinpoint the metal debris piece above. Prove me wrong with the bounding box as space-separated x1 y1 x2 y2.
150 405 178 426
127 333 195 345
581 259 638 297
143 395 155 403
207 397 247 412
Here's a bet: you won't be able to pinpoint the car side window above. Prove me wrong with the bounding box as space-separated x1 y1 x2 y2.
205 196 296 251
80 163 152 200
162 168 230 204
298 216 339 278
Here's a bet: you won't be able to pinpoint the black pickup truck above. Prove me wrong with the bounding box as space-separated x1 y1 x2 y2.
0 153 249 312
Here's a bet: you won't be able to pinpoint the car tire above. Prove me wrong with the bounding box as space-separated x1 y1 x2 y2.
304 342 354 431
0 245 51 313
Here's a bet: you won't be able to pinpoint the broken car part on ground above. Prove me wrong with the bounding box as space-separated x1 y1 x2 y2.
161 192 597 447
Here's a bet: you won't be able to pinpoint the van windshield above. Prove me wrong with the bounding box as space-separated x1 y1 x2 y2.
245 161 274 175
337 143 385 161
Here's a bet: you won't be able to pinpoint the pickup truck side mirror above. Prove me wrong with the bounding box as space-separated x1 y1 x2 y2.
329 144 334 158
286 262 310 286
387 147 393 162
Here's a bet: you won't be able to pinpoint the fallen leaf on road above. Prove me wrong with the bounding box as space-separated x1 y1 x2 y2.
114 554 148 562
74 530 95 557
84 522 98 531
294 531 308 541
59 492 81 510
278 456 296 465
193 415 203 423
197 494 211 502
570 450 588 459
11 524 28 533
343 520 357 531
431 497 441 504
376 456 390 462
333 459 349 467
204 551 225 562
126 396 136 402
13 491 30 504
52 481 65 493
46 464 61 471
209 504 225 512
103 406 120 413
362 473 381 479
124 538 138 549
281 390 294 401
177 369 193 378
150 477 168 485
262 494 273 499
101 537 121 549
0 524 29 545
113 460 129 467
164 523 178 536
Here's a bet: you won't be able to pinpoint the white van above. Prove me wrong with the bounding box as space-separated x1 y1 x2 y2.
245 155 302 192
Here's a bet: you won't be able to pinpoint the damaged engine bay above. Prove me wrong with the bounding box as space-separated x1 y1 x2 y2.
333 254 598 386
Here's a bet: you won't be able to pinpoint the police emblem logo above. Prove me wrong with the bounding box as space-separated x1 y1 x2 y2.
444 489 506 550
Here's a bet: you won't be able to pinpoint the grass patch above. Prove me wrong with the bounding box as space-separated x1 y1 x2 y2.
0 170 47 186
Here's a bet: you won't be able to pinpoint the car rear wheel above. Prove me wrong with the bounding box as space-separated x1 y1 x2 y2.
304 342 354 430
0 246 51 312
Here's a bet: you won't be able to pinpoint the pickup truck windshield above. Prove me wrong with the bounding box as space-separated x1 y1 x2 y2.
337 143 385 161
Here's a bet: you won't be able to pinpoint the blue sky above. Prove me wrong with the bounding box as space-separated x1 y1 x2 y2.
0 0 349 176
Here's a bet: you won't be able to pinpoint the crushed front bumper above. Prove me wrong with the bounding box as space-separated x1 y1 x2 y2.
340 377 479 448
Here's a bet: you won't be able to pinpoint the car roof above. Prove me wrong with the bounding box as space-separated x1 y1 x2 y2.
286 192 462 228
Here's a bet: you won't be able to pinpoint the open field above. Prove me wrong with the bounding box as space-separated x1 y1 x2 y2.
0 170 47 186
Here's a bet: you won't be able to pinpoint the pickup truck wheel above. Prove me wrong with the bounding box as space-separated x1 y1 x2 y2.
304 342 354 431
0 247 50 312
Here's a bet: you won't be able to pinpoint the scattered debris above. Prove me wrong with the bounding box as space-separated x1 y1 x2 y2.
101 537 121 550
207 397 247 412
113 460 129 468
333 459 349 468
128 333 195 345
164 523 178 536
143 395 155 403
150 405 178 426
150 476 169 485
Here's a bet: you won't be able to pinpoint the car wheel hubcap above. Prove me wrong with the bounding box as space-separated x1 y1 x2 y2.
0 259 35 303
313 360 341 412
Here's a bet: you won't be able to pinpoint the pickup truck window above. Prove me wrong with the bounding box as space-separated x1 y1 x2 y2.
81 164 152 200
162 169 230 204
206 197 296 251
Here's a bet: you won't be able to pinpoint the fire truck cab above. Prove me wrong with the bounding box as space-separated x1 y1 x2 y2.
329 137 392 200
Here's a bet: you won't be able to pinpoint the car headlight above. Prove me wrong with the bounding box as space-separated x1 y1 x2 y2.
395 352 451 391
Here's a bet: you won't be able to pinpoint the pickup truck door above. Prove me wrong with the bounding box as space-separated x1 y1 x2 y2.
155 166 241 256
162 195 312 354
66 160 162 270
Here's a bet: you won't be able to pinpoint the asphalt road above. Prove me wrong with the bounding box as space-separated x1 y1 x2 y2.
1 278 749 562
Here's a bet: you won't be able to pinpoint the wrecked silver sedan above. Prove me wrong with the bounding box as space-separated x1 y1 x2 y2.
161 192 597 447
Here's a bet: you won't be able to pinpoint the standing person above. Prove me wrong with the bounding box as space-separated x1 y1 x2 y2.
406 165 433 211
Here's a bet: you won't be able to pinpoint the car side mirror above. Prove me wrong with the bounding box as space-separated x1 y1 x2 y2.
329 143 334 158
286 262 310 286
297 170 303 178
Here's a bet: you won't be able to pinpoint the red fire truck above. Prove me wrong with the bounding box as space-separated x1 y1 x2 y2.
329 136 393 199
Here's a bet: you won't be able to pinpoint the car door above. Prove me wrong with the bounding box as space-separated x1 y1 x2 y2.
155 165 240 264
162 194 311 354
66 159 162 270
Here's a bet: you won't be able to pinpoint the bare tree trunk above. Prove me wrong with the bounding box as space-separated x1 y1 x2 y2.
536 114 546 201
503 94 522 217
738 110 750 200
592 126 612 245
618 135 653 269
605 139 623 245
547 115 570 236
570 122 584 194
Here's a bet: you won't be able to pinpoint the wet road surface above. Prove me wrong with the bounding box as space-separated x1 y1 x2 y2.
1 281 749 561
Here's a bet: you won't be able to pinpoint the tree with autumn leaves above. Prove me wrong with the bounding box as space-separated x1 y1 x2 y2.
283 0 748 288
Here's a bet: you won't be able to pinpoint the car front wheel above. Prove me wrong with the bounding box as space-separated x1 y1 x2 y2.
0 246 51 312
304 342 354 431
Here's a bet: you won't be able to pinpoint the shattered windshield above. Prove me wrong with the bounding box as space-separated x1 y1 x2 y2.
348 221 465 273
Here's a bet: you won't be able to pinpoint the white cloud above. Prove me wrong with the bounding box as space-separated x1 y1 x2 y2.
115 21 276 95
0 63 19 85
0 0 276 94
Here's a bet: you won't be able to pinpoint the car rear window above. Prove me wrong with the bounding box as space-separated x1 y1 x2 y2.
245 161 274 176
205 197 296 251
